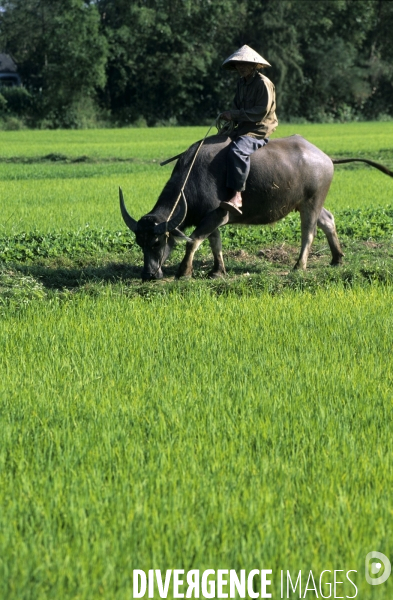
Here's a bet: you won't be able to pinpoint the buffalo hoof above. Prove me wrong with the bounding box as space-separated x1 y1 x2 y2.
208 270 226 279
175 270 193 279
293 262 306 271
330 257 344 266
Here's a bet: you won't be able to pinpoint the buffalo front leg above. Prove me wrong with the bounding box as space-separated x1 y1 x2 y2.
177 207 229 278
208 229 226 278
317 207 344 265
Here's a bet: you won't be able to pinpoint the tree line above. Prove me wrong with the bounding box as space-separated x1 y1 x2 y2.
0 0 392 128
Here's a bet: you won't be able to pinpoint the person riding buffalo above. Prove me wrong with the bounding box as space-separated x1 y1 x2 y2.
219 45 278 215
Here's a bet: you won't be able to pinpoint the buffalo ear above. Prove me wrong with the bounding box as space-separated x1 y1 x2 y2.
170 228 193 243
154 191 187 235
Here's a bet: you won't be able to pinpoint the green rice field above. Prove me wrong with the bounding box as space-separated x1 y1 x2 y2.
0 123 392 599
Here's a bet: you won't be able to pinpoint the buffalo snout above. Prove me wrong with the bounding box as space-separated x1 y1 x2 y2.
141 269 164 282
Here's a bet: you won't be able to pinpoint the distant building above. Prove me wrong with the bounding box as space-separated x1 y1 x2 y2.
0 53 21 87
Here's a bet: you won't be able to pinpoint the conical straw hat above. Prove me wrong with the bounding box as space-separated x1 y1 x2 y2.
222 45 271 70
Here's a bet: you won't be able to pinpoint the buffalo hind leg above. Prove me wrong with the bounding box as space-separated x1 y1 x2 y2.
177 207 229 278
317 207 344 265
294 202 321 270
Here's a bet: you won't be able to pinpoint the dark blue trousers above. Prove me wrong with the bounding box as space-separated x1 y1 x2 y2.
227 135 268 191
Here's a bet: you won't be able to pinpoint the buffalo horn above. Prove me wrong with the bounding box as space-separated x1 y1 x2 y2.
119 187 138 232
154 190 187 235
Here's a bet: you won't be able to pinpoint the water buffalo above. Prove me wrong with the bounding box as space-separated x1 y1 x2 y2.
120 134 393 281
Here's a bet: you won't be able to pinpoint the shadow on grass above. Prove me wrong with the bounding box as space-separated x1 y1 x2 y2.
10 254 327 295
4 240 393 300
13 260 185 290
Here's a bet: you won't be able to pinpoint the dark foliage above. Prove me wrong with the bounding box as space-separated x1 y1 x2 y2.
0 0 392 127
